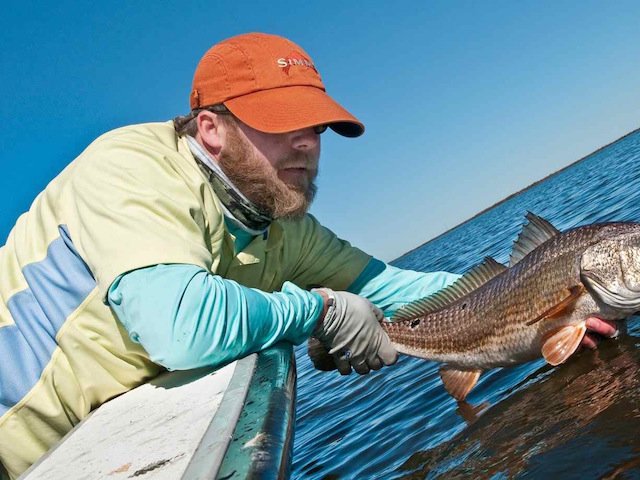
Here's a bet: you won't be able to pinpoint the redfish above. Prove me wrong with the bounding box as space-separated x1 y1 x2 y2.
309 213 640 401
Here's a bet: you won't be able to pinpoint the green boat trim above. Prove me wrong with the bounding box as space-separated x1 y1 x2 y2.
20 342 296 480
213 344 296 480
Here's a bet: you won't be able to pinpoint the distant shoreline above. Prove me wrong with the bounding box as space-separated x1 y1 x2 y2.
397 126 640 261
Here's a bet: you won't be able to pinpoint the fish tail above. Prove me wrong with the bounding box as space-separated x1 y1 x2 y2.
306 337 339 371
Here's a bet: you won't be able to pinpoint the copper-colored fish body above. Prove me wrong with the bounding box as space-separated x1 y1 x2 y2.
381 215 640 399
308 213 640 401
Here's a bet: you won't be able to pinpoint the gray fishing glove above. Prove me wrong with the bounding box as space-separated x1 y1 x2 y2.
311 288 397 375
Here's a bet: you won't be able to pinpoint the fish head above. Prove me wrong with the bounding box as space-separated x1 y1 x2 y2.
580 227 640 313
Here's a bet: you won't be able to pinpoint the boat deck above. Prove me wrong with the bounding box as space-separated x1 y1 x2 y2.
20 343 296 479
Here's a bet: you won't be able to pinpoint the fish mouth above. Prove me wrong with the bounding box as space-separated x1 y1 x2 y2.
581 271 640 311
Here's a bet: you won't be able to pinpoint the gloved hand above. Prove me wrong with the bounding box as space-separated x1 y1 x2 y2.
311 288 397 375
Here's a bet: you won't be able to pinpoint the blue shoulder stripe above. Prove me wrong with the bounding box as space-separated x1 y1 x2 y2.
0 225 96 415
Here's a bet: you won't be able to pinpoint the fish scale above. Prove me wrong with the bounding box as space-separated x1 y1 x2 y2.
392 233 574 356
308 213 640 401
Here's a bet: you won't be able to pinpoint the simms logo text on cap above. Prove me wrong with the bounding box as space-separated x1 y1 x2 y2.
277 51 317 75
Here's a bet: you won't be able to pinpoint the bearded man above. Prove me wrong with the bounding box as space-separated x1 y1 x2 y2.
0 32 617 478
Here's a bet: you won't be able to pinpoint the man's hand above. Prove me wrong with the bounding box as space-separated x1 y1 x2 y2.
312 288 397 375
582 317 619 349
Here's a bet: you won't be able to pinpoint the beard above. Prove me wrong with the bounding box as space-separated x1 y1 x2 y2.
216 125 318 220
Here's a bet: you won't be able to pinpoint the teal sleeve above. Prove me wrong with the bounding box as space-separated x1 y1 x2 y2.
107 264 324 371
348 258 461 317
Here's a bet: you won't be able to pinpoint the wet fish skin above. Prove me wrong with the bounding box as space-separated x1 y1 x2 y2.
309 214 640 401
383 217 640 400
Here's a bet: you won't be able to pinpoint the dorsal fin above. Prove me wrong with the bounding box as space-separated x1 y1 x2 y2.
509 212 560 267
392 256 507 322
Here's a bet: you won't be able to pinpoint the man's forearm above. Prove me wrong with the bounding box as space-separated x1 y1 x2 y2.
107 264 324 370
348 258 461 317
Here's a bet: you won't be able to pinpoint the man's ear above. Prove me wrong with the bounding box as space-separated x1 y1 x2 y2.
195 110 224 156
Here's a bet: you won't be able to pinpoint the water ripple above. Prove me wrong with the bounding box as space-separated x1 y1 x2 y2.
293 130 640 479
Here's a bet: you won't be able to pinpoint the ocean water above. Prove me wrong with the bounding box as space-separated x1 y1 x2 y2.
293 130 640 479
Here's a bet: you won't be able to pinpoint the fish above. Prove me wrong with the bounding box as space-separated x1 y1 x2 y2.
308 213 640 401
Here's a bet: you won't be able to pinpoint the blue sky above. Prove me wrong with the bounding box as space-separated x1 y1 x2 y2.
1 1 639 261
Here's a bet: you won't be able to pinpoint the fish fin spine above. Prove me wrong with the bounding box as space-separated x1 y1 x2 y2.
392 257 506 322
509 212 560 267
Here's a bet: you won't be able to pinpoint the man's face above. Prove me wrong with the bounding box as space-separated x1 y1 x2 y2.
216 117 321 219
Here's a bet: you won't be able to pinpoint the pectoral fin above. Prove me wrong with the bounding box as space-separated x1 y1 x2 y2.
541 323 587 366
526 284 586 326
439 366 482 401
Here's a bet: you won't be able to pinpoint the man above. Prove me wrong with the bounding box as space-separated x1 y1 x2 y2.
0 32 616 478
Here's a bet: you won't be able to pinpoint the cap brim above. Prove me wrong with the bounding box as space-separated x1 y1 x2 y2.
224 86 364 138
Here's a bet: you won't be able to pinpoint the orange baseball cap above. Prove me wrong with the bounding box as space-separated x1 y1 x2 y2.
190 33 364 137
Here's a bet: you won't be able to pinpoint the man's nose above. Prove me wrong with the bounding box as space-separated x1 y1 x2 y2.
289 127 320 151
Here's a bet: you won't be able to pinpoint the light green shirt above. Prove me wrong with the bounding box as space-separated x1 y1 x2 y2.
0 121 370 478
